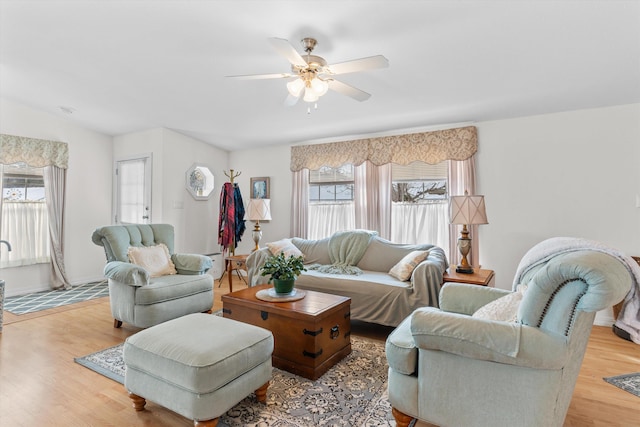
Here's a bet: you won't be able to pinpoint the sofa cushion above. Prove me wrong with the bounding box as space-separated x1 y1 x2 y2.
128 243 177 277
267 238 304 258
134 274 213 305
472 285 528 322
389 250 430 281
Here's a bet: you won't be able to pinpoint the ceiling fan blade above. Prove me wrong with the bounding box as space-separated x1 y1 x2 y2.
226 72 293 80
284 93 301 107
327 79 371 102
325 55 389 75
268 37 308 67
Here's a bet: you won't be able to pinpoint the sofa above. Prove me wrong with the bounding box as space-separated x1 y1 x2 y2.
246 231 448 327
92 224 214 328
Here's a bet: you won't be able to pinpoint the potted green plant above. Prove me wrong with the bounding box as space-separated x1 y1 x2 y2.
260 252 306 294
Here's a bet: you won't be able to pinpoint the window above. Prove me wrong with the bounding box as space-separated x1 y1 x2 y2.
309 165 354 201
307 161 450 253
391 162 449 254
308 165 355 239
1 163 50 267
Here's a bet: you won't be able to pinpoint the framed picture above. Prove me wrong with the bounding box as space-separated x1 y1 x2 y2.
250 177 270 199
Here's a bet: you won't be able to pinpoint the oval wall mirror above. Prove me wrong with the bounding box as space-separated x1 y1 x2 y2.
186 163 215 200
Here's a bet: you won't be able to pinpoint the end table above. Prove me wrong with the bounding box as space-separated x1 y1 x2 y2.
220 254 249 292
444 268 495 287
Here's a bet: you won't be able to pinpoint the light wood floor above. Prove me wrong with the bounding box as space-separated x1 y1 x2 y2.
1 277 638 427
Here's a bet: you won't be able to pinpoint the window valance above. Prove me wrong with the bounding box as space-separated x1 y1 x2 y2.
290 126 477 171
0 134 69 169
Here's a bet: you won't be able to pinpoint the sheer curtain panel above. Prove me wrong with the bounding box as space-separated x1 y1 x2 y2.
290 169 309 238
391 202 449 255
354 161 392 240
44 165 71 289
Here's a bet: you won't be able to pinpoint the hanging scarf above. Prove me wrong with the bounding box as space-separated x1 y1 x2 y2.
218 182 246 252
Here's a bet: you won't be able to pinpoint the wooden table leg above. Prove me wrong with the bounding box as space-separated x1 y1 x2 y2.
227 259 233 293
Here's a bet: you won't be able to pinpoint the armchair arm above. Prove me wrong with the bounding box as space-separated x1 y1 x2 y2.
246 248 272 286
439 283 512 315
172 253 212 275
104 261 149 286
410 307 568 369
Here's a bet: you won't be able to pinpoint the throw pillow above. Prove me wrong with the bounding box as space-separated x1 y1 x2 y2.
267 238 304 259
128 243 177 278
388 250 430 281
472 284 528 322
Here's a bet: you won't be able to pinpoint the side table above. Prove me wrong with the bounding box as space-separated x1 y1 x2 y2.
220 254 249 292
444 268 495 287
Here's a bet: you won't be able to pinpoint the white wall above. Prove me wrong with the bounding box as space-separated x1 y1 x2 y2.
229 144 292 255
114 128 229 277
113 128 165 223
0 98 113 296
476 104 640 291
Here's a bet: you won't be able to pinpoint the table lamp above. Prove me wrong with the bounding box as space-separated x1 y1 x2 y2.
246 198 272 251
450 191 488 274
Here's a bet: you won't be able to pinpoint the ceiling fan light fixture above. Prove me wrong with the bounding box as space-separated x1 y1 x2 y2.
286 78 305 97
303 86 319 103
311 77 329 96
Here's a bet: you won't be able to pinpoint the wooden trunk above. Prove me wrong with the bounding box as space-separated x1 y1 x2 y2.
222 285 352 380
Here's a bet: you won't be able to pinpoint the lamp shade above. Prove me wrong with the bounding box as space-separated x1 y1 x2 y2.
247 198 272 221
286 78 305 97
450 194 488 225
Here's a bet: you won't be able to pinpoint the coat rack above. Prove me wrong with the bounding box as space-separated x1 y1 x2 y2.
219 169 245 256
224 169 241 184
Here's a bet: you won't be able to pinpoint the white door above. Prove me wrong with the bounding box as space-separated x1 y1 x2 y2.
114 154 152 224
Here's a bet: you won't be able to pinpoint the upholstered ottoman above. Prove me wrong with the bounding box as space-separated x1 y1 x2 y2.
123 313 274 426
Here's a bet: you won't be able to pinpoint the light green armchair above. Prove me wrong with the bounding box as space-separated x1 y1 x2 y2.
386 245 632 427
92 224 213 328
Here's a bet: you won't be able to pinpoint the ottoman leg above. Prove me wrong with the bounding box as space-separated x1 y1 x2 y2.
255 381 270 403
128 392 146 411
194 419 218 427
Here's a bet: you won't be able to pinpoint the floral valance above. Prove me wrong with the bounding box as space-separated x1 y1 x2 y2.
0 134 69 169
290 126 477 171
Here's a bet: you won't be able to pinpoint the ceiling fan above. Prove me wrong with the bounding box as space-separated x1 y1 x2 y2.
227 37 389 109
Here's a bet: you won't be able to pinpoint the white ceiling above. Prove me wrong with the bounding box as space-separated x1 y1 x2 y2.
1 1 639 151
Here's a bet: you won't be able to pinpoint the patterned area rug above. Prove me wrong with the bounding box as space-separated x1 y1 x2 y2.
604 372 640 398
3 280 109 314
75 336 396 426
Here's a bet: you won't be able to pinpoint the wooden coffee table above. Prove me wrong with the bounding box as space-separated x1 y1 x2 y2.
222 284 352 380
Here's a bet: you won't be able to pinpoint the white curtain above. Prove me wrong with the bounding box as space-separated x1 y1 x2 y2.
308 202 355 240
0 201 50 268
391 202 449 254
44 165 71 289
354 161 392 239
290 169 309 238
